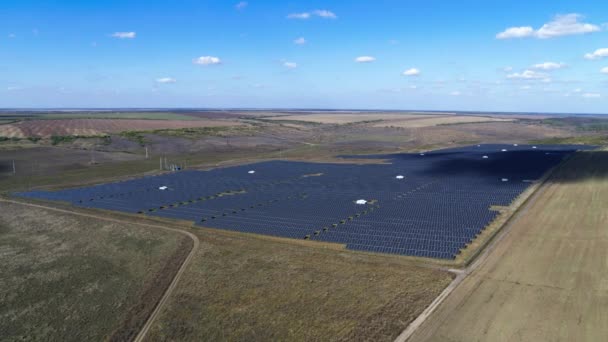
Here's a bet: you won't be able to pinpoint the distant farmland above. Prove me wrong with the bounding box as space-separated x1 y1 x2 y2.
265 112 512 127
0 119 244 138
265 113 442 124
373 115 512 128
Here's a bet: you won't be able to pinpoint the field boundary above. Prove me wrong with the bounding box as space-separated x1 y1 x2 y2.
393 153 571 342
455 153 569 268
0 197 199 342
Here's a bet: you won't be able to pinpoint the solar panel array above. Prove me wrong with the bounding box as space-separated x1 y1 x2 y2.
17 144 590 259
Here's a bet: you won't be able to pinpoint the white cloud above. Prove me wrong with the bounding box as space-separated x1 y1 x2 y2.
536 14 600 38
506 69 549 80
402 68 421 76
294 37 307 45
8 33 16 38
313 10 337 19
496 26 535 39
409 85 418 89
7 86 23 91
287 12 311 19
497 14 600 39
584 48 608 60
111 31 136 39
283 61 297 69
193 56 222 65
502 66 514 72
573 88 583 93
235 1 247 10
582 93 601 98
450 91 461 96
520 85 532 90
355 56 376 63
287 9 336 19
156 77 176 84
532 62 567 70
600 67 608 74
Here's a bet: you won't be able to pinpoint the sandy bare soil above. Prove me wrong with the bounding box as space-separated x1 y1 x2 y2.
0 119 243 138
266 113 442 124
265 113 513 128
374 116 512 128
410 151 608 342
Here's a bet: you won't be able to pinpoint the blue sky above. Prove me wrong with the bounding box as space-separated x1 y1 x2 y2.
1 0 608 113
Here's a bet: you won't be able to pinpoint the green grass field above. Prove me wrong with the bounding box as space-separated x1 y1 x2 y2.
0 201 191 342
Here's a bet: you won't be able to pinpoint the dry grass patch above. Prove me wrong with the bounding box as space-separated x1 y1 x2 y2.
0 119 244 138
146 229 453 342
0 201 190 342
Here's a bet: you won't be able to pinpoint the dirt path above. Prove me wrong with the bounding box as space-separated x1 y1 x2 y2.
0 198 200 342
407 152 608 341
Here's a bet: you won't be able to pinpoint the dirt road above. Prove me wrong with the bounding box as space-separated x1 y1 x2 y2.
408 152 608 341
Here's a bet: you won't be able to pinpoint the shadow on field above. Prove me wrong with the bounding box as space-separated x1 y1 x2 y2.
0 161 12 174
415 150 572 179
415 150 608 183
548 151 608 184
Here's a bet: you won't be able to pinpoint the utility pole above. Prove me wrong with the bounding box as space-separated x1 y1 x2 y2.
160 156 163 170
145 146 149 159
12 160 16 175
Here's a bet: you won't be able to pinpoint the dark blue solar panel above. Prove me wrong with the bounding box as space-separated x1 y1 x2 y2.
15 144 593 259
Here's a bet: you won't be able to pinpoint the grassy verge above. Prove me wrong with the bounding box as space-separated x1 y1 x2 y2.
119 126 256 145
0 158 161 193
0 135 110 145
0 201 190 342
50 135 111 145
120 131 147 145
528 135 608 146
0 146 290 193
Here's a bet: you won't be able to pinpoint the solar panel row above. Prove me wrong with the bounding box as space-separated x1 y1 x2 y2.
16 144 592 259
